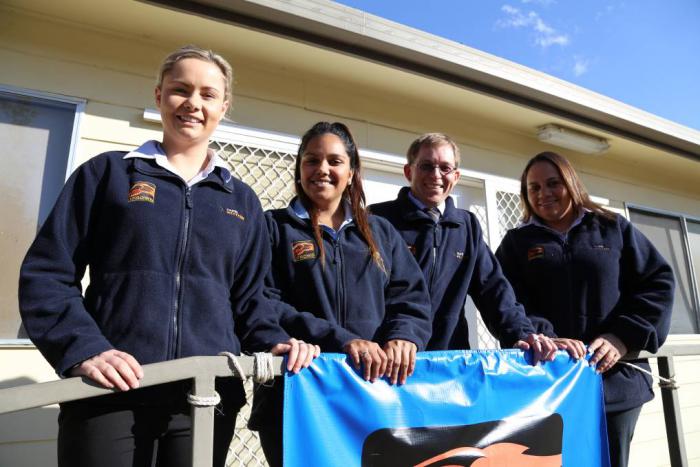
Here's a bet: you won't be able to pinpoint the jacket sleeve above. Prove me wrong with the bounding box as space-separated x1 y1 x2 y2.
262 212 362 351
466 217 539 347
375 222 432 351
19 158 114 376
231 195 291 353
495 230 558 338
601 217 675 352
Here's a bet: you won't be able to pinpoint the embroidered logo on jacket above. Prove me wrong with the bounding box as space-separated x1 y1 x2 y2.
455 251 464 260
225 208 245 221
527 246 545 261
407 244 417 256
292 240 316 262
592 244 609 251
128 181 156 204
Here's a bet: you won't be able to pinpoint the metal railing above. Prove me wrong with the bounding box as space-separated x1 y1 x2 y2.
1 345 699 467
633 344 700 467
0 355 284 467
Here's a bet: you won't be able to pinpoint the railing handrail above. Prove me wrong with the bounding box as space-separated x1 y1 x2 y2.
634 343 700 359
1 344 698 466
0 354 285 415
3 343 700 415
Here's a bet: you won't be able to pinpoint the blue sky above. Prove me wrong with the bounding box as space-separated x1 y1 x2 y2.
335 0 700 131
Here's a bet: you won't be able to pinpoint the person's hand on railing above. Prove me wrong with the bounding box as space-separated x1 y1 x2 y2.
69 349 144 391
588 333 628 373
270 337 321 374
343 339 388 383
514 334 558 364
382 339 417 386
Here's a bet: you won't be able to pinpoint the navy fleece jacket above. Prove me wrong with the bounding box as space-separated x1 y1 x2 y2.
249 200 432 431
370 187 536 350
264 202 432 352
496 212 674 411
19 150 290 377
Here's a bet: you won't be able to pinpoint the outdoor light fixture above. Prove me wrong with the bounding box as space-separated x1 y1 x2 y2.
537 124 610 155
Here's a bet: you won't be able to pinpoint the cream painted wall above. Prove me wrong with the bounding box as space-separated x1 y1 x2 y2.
0 348 60 467
1 6 699 467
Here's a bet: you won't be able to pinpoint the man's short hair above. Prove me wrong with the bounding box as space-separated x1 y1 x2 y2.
406 133 461 166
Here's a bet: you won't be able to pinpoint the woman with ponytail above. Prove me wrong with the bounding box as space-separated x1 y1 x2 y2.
249 121 432 467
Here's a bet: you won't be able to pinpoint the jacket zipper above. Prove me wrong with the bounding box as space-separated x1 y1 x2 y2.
332 240 347 327
172 186 193 358
428 222 439 291
560 236 575 337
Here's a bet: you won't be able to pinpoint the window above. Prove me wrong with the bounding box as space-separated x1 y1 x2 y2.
628 207 700 334
0 87 83 341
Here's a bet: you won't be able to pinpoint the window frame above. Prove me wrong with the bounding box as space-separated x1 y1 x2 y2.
0 84 85 345
626 203 700 336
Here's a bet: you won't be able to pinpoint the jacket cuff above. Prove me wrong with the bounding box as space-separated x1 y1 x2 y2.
604 317 654 353
57 340 114 378
381 333 425 352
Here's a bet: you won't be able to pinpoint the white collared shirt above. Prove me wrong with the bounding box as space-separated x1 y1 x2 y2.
519 208 589 240
123 140 230 187
407 190 446 216
292 198 354 240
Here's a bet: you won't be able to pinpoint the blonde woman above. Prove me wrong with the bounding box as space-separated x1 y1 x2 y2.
19 45 317 467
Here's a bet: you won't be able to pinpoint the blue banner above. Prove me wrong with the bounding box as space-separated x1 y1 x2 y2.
284 350 608 466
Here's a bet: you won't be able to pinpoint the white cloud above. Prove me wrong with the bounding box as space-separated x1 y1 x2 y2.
573 56 589 76
498 4 569 48
520 0 556 5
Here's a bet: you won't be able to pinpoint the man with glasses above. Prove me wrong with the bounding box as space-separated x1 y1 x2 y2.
370 133 552 357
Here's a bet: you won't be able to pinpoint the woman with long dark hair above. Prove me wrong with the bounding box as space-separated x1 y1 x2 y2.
249 121 432 466
495 151 674 467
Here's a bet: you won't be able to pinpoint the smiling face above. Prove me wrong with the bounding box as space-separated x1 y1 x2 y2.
404 143 460 208
155 58 229 150
299 133 354 211
525 161 575 231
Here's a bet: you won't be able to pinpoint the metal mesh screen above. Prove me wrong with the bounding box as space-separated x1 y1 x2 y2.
211 141 297 210
210 140 297 466
226 380 269 466
475 190 523 349
468 203 488 241
496 191 523 241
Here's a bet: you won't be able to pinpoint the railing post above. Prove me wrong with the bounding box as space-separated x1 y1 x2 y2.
657 356 688 467
191 375 216 467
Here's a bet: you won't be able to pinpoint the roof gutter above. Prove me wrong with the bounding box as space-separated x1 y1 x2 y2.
144 0 700 161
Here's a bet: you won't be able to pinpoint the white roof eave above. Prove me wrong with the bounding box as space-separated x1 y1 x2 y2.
165 0 700 159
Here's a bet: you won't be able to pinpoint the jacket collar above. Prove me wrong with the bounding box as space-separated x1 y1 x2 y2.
397 187 462 225
126 140 234 193
285 197 355 239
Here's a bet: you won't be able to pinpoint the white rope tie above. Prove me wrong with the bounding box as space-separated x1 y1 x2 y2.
186 391 221 407
217 351 276 384
619 361 678 390
252 352 275 384
218 351 247 379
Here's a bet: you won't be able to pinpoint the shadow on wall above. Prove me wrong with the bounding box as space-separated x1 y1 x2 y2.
0 377 59 467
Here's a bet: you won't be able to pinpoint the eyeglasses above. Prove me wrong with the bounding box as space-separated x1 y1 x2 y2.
416 162 458 176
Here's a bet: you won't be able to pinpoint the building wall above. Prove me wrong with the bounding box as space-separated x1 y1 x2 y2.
1 6 699 466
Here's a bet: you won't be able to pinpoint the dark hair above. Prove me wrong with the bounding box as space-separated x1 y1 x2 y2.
406 132 460 166
295 122 385 272
519 151 615 222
